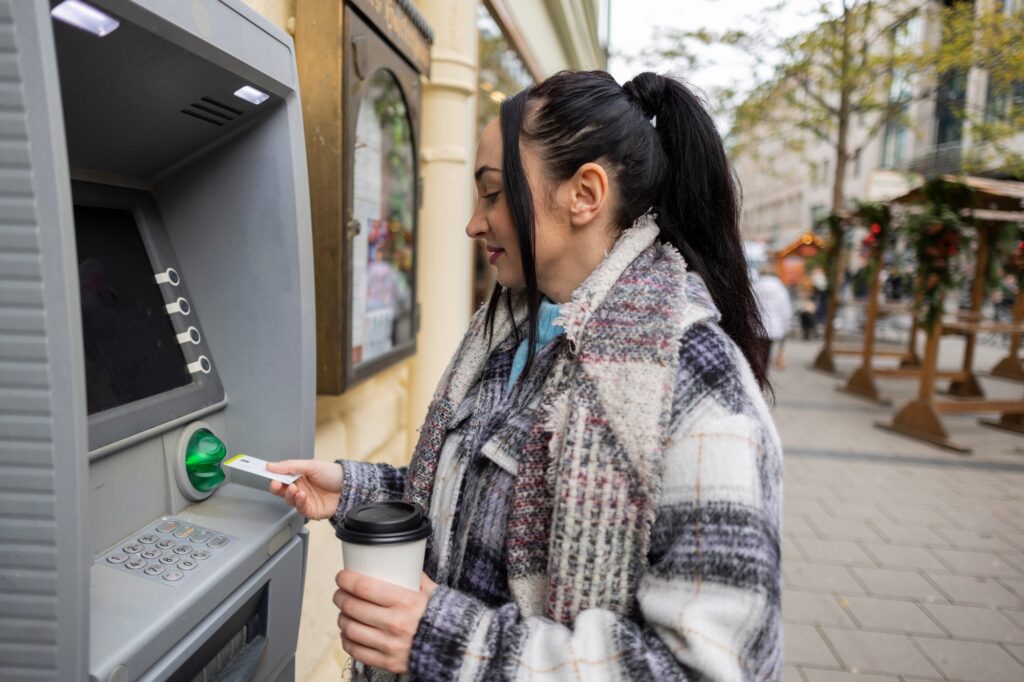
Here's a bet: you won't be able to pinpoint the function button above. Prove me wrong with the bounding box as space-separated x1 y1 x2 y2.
156 539 175 550
190 530 214 544
191 549 211 561
138 534 158 545
173 544 193 555
173 525 196 539
122 543 144 555
144 565 166 576
208 535 230 549
140 548 161 560
159 555 179 566
106 553 128 565
163 570 184 582
178 559 198 571
156 519 180 533
125 558 147 570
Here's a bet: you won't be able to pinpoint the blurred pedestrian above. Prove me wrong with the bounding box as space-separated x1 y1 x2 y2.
754 264 793 369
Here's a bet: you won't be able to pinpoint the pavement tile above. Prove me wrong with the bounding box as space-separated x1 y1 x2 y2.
923 603 1024 643
997 608 1024 632
784 590 857 627
879 504 955 528
859 544 945 572
820 501 892 523
785 515 820 538
798 668 899 682
866 521 953 548
997 552 1024 574
840 596 945 635
784 624 841 668
781 665 805 682
931 548 1024 578
926 572 1024 606
820 628 940 677
949 513 1022 534
1001 576 1024 599
1006 643 1024 666
786 561 867 595
806 517 886 542
933 527 1017 552
795 538 877 567
1001 532 1024 552
912 636 1024 682
851 567 946 601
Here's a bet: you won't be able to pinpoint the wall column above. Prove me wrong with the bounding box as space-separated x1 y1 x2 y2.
409 0 479 440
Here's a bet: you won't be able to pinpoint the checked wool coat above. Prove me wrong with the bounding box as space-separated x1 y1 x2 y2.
332 218 783 681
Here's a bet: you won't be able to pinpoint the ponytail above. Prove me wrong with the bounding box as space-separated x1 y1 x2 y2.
624 73 770 389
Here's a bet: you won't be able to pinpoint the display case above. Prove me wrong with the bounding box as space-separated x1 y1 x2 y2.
297 0 432 393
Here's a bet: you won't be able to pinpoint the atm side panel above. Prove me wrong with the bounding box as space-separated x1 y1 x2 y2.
0 1 90 680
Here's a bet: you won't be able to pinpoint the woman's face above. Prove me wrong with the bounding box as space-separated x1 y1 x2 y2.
467 117 614 301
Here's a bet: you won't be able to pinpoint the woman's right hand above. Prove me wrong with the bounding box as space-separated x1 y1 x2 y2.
266 459 344 521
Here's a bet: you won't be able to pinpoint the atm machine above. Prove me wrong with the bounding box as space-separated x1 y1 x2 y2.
1 1 315 680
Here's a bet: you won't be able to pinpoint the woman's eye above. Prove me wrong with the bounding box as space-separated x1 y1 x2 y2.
483 191 500 203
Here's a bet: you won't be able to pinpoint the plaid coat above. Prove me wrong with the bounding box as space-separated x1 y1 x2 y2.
333 218 783 680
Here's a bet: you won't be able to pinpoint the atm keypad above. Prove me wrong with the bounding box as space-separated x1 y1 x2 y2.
97 517 235 587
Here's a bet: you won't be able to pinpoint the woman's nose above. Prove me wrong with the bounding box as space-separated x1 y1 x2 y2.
465 210 487 240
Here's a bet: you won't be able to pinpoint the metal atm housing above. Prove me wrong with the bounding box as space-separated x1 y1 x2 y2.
1 1 315 679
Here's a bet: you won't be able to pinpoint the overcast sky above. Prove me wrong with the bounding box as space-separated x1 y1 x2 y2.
607 0 831 119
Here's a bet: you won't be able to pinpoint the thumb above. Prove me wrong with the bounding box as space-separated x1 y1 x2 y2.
266 459 315 475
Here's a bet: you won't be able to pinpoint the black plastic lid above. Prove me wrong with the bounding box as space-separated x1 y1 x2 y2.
335 501 431 545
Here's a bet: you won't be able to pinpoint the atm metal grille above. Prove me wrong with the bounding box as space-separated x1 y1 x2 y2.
180 97 244 127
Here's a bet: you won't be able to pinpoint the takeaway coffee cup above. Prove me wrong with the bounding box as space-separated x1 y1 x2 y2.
335 501 431 591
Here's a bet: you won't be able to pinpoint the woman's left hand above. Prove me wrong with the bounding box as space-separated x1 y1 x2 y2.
333 570 437 674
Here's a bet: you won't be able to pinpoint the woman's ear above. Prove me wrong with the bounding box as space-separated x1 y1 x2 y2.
568 162 609 228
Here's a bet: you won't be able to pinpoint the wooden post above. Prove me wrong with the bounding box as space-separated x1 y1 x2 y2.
948 225 990 398
900 283 923 368
991 292 1024 380
813 227 842 373
844 248 886 402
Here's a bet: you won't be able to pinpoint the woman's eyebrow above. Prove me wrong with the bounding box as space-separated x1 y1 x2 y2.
474 166 501 182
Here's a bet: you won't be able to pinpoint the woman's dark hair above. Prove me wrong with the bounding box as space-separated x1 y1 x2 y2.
488 70 770 390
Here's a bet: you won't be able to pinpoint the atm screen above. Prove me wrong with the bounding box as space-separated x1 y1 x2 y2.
75 205 191 414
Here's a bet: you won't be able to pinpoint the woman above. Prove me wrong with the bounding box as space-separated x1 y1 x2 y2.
269 71 782 681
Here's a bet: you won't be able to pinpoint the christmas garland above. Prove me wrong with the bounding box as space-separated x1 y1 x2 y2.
903 205 968 332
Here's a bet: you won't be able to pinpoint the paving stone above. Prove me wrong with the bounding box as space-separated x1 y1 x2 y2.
1001 532 1024 552
807 517 886 542
783 590 856 627
795 538 877 567
820 500 891 523
926 572 1024 607
923 603 1024 643
879 504 955 527
912 636 1024 682
821 628 940 677
1005 642 1024 666
851 568 946 601
786 561 867 595
785 515 820 538
841 596 945 635
860 543 945 571
932 548 1024 578
799 668 899 682
1003 608 1024 631
935 527 1018 552
1001 576 1024 599
784 624 841 667
781 665 806 682
866 521 953 548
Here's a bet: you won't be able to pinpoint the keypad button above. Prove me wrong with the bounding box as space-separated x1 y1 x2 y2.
191 549 211 561
208 535 229 549
156 519 179 533
159 555 178 566
144 565 166 576
122 543 144 554
106 553 128 565
138 534 158 545
156 539 175 550
163 570 184 582
190 530 214 544
125 558 147 570
178 559 198 571
141 548 161 560
173 544 193 555
173 525 196 539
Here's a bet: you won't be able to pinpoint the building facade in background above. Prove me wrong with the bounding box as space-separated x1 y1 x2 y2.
240 1 605 679
737 0 1024 248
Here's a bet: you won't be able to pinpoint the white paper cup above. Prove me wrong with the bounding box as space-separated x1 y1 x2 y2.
336 501 431 592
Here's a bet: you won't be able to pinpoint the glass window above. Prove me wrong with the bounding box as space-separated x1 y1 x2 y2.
350 69 416 367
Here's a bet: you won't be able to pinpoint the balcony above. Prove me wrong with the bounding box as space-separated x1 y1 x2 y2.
905 141 964 177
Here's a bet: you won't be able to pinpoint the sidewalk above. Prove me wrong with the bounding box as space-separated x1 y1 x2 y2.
775 337 1024 682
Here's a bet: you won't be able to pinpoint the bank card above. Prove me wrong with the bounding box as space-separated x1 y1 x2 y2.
223 454 301 485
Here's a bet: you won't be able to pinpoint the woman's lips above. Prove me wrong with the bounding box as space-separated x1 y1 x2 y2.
487 246 504 265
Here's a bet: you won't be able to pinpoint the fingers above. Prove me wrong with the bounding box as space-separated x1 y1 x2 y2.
336 570 410 608
266 459 317 475
339 637 395 674
337 614 391 652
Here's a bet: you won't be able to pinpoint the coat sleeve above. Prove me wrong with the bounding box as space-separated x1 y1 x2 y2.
407 405 783 681
328 460 407 529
